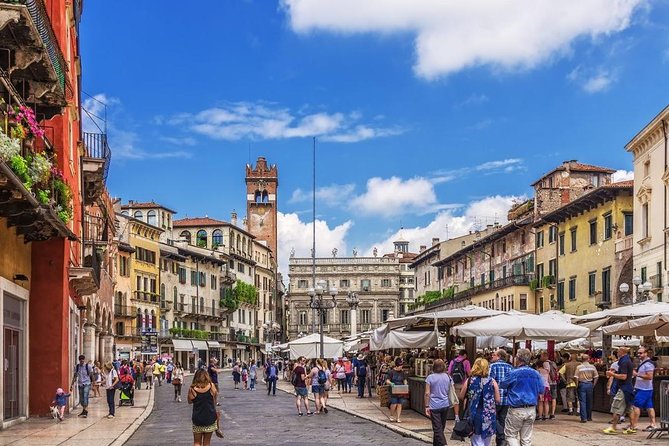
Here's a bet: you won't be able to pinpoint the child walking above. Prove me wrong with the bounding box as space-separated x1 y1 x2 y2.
51 388 71 421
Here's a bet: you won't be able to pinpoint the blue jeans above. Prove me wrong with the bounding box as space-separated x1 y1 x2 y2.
250 377 256 390
267 377 276 395
357 376 366 397
346 373 353 391
78 384 91 408
578 382 593 421
106 389 115 416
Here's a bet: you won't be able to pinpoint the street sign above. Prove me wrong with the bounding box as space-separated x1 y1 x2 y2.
140 329 158 355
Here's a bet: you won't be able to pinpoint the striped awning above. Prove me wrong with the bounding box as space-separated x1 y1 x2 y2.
172 340 194 352
207 341 221 349
191 340 209 350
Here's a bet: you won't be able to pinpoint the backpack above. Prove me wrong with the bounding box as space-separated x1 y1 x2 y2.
76 363 94 382
317 367 328 385
357 361 367 377
451 360 466 384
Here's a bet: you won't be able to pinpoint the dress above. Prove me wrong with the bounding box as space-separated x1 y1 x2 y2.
467 376 497 438
191 386 217 433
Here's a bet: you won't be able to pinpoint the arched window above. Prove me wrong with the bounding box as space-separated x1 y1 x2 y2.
150 310 156 329
255 190 261 203
133 211 143 220
262 191 269 203
242 237 247 253
114 291 123 307
121 210 129 216
236 234 240 250
147 210 157 226
160 284 166 307
180 231 192 244
196 230 207 248
136 309 142 330
173 286 178 302
212 229 223 248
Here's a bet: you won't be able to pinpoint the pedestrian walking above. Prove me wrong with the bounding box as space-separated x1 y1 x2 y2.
629 346 657 433
104 362 119 419
424 359 454 446
241 363 249 390
292 356 312 416
344 357 354 393
448 349 471 420
166 360 174 384
188 369 223 446
459 358 500 446
355 354 369 398
558 353 579 416
489 349 513 446
153 360 162 386
172 361 184 402
534 360 550 421
265 361 278 396
319 358 332 412
145 361 154 389
603 346 634 434
386 357 408 423
249 362 257 390
499 348 544 446
208 358 221 406
232 362 241 390
541 351 559 420
51 387 71 421
91 361 102 398
574 353 598 423
134 361 143 390
334 358 346 392
70 354 94 418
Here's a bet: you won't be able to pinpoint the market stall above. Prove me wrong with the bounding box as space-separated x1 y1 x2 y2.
286 333 343 360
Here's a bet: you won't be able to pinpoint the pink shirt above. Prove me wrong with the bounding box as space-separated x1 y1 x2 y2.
447 356 471 376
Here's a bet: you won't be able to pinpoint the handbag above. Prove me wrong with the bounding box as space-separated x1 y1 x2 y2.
172 378 182 385
452 378 484 439
448 380 459 406
391 384 409 395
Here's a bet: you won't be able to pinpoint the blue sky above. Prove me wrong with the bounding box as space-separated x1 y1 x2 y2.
80 1 669 273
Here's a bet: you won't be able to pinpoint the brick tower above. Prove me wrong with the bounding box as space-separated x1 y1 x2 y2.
246 157 279 258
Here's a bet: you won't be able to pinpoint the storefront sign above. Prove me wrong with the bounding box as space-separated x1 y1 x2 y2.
141 329 158 355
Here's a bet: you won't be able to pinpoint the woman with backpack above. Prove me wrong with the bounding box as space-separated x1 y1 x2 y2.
308 359 330 414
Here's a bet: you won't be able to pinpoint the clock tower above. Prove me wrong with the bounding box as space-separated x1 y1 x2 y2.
246 156 278 258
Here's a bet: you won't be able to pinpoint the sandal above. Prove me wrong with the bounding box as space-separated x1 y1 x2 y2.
215 430 224 438
298 412 303 416
644 426 656 432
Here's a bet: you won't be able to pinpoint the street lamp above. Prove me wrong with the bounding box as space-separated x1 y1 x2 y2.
310 279 337 358
346 292 360 337
621 277 653 305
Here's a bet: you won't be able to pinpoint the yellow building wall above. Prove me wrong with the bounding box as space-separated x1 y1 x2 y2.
0 219 31 290
129 223 162 320
470 285 535 313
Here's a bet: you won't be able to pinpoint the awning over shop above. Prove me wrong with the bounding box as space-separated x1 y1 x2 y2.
236 344 246 349
207 341 221 349
192 340 209 350
172 340 194 352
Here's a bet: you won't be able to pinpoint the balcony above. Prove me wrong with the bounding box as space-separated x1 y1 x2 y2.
114 304 135 318
209 331 230 342
0 0 70 117
425 274 533 310
221 269 236 285
81 132 111 202
69 246 100 297
131 290 160 304
160 300 173 312
615 235 633 254
650 274 663 291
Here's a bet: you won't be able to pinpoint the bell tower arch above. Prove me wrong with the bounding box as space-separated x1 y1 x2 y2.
245 157 278 258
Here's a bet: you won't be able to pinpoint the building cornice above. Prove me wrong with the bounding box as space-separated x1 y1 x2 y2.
625 104 669 158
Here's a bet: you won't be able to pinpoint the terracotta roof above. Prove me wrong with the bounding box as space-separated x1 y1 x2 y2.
605 180 634 188
173 217 228 227
531 161 616 186
121 201 176 213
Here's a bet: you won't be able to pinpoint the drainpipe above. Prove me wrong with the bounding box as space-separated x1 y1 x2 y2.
663 120 668 274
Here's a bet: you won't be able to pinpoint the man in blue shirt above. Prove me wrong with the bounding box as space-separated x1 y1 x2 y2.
499 348 544 446
490 348 513 446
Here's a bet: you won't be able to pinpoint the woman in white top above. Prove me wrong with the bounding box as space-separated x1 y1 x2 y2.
104 363 119 419
172 361 185 402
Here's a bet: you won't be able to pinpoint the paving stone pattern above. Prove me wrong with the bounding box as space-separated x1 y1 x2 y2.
124 374 426 446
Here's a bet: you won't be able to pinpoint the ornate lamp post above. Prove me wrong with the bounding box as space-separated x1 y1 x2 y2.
309 279 337 358
621 277 653 305
346 291 359 337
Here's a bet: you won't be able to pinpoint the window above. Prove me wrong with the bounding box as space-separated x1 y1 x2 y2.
489 270 495 283
502 241 507 254
589 219 597 245
641 266 647 282
381 309 390 322
237 263 245 273
361 279 371 291
602 268 611 302
173 286 178 302
604 213 613 240
381 279 391 287
568 277 576 301
521 231 526 245
199 272 206 287
588 272 596 296
299 311 307 325
133 210 143 220
519 293 527 311
196 230 207 248
536 231 544 248
361 309 370 324
320 310 328 324
548 259 556 279
591 174 600 187
180 231 191 244
502 266 507 278
119 256 129 276
548 226 557 244
340 310 349 325
160 284 166 307
570 227 577 252
481 273 486 286
537 263 544 282
178 267 186 284
559 233 565 255
147 210 157 227
658 262 664 288
298 279 309 288
211 275 217 290
340 279 350 288
642 203 649 239
191 270 197 285
212 230 223 248
624 213 633 236
557 281 565 310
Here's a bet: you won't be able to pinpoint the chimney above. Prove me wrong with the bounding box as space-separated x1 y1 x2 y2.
432 237 439 246
242 217 248 230
419 245 427 252
231 211 238 227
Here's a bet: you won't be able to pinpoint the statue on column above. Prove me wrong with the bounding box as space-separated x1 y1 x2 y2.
290 247 295 258
373 247 378 257
352 248 358 257
332 248 338 258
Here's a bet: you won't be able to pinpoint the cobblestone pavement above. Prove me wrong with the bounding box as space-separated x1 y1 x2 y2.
124 375 426 446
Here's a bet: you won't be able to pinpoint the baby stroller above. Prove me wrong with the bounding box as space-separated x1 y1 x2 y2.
118 373 135 406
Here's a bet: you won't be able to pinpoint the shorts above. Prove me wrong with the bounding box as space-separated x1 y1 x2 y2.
565 387 576 403
539 387 552 402
633 389 654 410
312 385 324 394
232 372 240 383
390 396 406 405
611 389 630 416
192 422 217 433
550 384 558 400
295 387 308 397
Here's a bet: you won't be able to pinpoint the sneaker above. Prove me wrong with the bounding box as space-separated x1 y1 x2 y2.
623 428 637 435
307 412 314 416
549 415 555 420
644 426 656 432
178 397 182 402
323 407 328 414
107 414 115 419
603 427 618 435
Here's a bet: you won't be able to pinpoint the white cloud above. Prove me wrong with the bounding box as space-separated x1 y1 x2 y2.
612 169 634 182
363 194 524 255
567 66 617 93
456 93 489 108
277 211 353 275
160 136 198 146
289 183 356 205
281 0 642 79
350 176 460 218
431 158 525 183
475 158 524 173
170 102 403 143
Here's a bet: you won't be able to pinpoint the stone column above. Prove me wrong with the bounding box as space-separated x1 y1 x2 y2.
94 328 101 363
101 333 114 364
83 324 96 362
350 306 357 338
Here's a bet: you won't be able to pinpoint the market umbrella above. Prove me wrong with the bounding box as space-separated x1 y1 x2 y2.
451 310 590 341
601 313 669 337
287 333 344 359
573 300 669 321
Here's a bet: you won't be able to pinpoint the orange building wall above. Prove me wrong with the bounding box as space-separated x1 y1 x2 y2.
0 220 31 287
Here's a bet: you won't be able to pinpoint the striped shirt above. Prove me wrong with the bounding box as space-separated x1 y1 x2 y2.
489 360 513 406
574 362 598 384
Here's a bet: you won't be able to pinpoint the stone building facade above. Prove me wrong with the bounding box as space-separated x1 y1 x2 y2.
287 255 401 341
246 157 278 259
